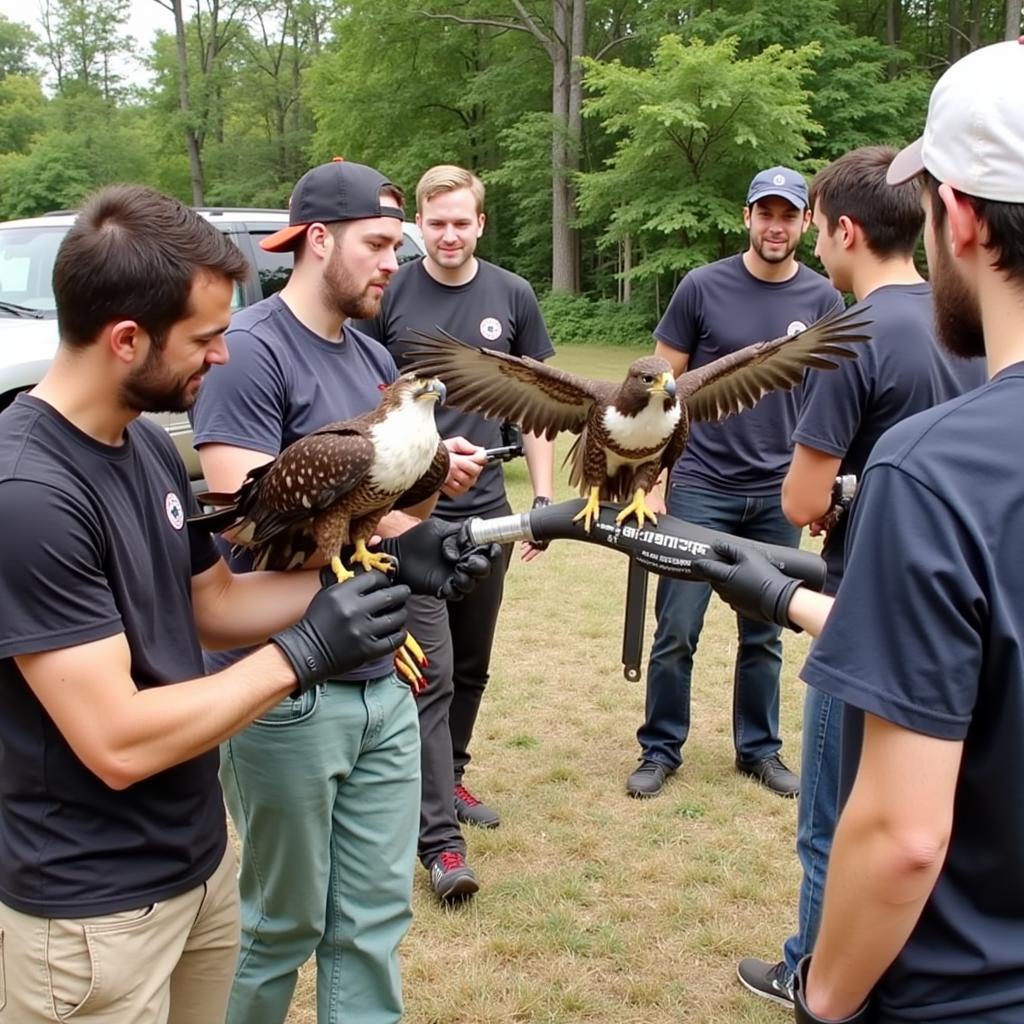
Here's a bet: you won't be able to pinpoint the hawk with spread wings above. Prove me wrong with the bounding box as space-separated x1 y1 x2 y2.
193 375 450 583
402 306 870 531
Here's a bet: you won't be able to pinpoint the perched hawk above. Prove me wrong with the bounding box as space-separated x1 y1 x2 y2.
194 374 450 583
402 306 870 531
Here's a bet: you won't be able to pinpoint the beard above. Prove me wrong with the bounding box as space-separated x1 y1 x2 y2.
931 234 986 359
119 339 201 414
753 235 798 264
321 246 385 321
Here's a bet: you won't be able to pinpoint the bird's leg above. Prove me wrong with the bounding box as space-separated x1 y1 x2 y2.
615 488 659 530
572 486 603 533
348 538 396 575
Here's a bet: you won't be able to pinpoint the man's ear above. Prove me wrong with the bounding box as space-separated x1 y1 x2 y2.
837 214 857 250
939 182 980 258
109 320 144 366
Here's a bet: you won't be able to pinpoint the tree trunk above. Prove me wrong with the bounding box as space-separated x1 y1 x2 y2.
550 0 574 292
1006 0 1022 38
168 0 205 205
622 234 632 303
886 0 901 76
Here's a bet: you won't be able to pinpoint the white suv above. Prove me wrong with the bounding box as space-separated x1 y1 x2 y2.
0 208 425 479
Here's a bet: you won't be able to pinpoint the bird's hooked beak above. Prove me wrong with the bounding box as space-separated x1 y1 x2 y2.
414 378 447 405
650 371 676 399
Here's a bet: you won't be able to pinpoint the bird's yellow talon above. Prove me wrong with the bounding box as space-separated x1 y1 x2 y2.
572 487 603 533
348 540 396 575
616 489 658 530
330 555 356 584
395 634 428 693
402 633 427 666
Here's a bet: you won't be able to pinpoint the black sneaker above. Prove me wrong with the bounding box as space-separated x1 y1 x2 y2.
454 783 501 828
737 958 794 1007
736 753 800 798
626 759 675 799
429 850 479 902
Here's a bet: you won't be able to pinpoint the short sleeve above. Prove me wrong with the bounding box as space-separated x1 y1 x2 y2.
510 282 555 361
654 275 701 353
192 328 286 456
0 479 123 658
791 351 871 458
801 462 985 739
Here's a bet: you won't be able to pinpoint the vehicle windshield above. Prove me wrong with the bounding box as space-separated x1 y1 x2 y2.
0 225 67 318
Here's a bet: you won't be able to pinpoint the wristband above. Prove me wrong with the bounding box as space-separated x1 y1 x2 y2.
793 956 872 1024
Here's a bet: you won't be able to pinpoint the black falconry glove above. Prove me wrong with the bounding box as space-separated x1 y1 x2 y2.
690 541 804 631
271 570 410 696
525 495 553 552
375 519 501 601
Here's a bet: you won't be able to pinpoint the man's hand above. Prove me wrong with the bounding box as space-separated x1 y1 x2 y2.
271 571 410 695
375 518 500 600
441 436 487 498
691 542 804 630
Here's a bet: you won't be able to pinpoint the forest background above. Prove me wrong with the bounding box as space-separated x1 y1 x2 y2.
0 0 1019 343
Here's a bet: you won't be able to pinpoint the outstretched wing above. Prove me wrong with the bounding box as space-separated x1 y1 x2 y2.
680 306 872 424
402 329 612 440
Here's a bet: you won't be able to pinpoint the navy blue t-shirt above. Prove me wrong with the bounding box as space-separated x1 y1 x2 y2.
192 293 398 680
803 365 1024 1023
355 258 555 517
791 284 985 592
0 396 223 917
657 254 841 495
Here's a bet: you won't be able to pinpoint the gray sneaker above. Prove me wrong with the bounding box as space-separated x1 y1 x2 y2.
625 759 675 799
429 850 479 903
737 958 794 1007
454 783 501 828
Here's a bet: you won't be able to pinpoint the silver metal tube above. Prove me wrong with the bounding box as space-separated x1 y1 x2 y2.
466 512 535 546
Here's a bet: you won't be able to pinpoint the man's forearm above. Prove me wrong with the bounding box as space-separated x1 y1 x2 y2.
523 431 554 498
196 566 321 651
787 588 834 637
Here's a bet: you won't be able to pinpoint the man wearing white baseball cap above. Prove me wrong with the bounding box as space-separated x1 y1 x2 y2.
685 37 1024 1024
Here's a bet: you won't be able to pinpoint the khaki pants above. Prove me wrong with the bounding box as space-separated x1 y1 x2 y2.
0 845 239 1024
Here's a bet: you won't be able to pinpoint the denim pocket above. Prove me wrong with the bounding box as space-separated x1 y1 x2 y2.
253 684 321 727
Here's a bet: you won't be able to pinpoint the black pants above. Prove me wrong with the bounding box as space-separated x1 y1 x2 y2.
411 504 513 865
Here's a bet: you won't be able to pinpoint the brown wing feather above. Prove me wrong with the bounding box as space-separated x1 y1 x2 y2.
402 329 613 439
680 305 873 424
393 440 451 510
234 429 375 544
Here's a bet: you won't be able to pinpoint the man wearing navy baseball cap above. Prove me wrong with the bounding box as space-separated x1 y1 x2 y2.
626 166 841 803
684 38 1024 1024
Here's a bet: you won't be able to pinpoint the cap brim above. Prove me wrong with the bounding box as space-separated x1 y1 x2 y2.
746 188 806 210
259 223 309 252
887 137 925 185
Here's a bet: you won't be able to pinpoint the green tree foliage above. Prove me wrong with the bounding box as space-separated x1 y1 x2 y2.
0 14 39 78
577 34 821 283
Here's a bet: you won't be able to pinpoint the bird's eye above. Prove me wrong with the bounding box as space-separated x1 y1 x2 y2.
641 374 654 385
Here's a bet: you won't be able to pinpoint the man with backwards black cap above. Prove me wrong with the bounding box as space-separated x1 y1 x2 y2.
627 167 841 801
191 160 495 1024
691 39 1024 1024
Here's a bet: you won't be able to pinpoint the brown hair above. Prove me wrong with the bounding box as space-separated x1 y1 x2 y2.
925 172 1024 284
54 185 248 349
810 146 923 259
415 165 485 215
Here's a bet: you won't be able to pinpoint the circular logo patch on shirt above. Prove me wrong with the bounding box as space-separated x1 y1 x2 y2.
786 320 808 337
165 491 185 531
479 317 503 342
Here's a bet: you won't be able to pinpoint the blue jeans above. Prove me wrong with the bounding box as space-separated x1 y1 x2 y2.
782 683 843 974
637 483 802 768
220 674 421 1024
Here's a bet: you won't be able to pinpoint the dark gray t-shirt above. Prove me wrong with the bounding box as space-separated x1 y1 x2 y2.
354 257 555 518
803 366 1024 1023
791 284 986 592
657 254 841 496
0 396 223 917
191 293 398 680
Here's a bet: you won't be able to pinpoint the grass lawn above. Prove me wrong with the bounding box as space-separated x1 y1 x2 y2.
286 343 812 1023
